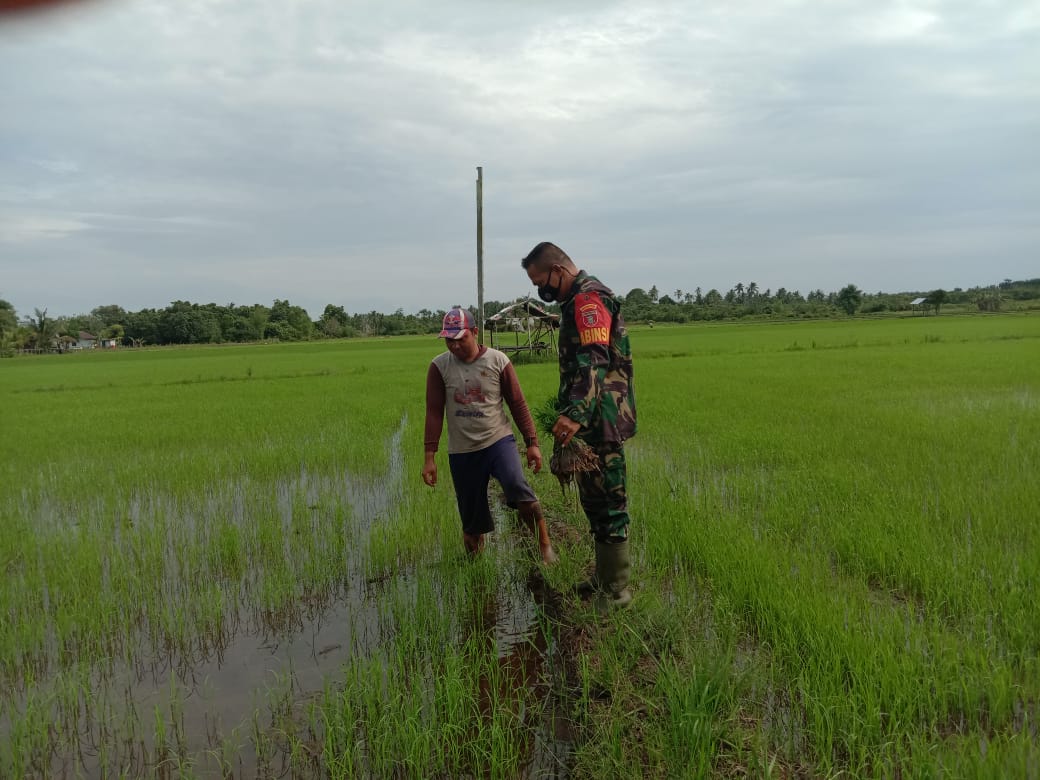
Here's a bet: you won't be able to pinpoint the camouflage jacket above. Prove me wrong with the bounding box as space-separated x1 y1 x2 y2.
557 271 637 443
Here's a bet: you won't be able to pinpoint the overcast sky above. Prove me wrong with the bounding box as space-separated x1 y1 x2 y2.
2 0 1037 319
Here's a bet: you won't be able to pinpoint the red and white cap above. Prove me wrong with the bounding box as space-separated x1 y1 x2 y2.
438 307 475 339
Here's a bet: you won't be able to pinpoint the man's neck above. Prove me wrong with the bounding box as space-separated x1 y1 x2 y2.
456 344 486 363
560 268 585 302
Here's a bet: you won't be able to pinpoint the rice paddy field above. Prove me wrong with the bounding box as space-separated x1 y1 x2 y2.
1 313 1038 778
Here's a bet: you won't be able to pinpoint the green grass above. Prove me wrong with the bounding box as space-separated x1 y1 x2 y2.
1 315 1039 777
585 314 1040 777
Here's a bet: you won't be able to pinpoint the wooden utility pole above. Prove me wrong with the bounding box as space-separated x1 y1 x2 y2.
476 166 484 344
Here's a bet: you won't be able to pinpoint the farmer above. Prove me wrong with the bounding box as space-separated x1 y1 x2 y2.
521 242 637 608
422 306 557 564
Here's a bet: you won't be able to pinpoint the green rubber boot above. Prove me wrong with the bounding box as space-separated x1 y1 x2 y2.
594 539 632 612
574 540 607 599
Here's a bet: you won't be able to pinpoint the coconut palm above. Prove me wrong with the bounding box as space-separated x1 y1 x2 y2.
28 307 58 351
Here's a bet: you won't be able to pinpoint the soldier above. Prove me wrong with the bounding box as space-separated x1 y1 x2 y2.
423 307 557 564
521 242 637 609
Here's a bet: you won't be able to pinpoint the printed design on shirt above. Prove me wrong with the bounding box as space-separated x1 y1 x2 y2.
454 378 487 416
576 292 610 346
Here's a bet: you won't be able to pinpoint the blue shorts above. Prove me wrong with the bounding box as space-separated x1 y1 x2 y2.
448 435 537 535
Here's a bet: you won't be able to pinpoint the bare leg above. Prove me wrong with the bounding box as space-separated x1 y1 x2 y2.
518 501 557 564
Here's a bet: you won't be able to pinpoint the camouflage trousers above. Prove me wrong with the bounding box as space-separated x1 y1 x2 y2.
576 441 630 542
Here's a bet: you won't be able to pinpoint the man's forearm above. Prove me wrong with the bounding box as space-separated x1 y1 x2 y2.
424 363 446 452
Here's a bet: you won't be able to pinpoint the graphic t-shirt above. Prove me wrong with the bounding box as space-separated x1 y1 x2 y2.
429 347 517 454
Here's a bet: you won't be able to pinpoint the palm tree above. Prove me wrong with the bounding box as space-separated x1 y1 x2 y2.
29 308 58 351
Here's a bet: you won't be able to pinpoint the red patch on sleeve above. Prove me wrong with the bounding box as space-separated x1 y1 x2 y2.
575 293 611 346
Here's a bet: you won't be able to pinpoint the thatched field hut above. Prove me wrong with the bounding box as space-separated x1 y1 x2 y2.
485 299 560 356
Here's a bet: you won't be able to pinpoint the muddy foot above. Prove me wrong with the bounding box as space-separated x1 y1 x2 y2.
463 532 486 555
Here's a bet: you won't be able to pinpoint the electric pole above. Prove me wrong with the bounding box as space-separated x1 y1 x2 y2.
476 166 484 344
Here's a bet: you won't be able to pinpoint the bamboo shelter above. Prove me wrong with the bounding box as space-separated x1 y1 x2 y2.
484 299 560 356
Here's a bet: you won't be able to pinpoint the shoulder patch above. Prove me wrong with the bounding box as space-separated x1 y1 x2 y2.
575 293 611 346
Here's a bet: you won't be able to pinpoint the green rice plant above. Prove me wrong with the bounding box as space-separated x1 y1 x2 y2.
625 315 1040 775
2 319 1038 776
153 703 169 772
531 394 600 491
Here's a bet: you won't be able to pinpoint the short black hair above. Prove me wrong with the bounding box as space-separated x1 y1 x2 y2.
521 241 571 270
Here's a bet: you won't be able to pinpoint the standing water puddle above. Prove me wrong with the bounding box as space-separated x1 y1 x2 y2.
8 419 573 778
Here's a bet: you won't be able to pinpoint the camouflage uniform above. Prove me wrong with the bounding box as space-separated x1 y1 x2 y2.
557 271 637 541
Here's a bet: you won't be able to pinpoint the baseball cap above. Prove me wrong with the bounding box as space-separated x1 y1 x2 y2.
438 307 476 339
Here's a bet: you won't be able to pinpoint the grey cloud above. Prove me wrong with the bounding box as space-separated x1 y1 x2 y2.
1 0 1036 318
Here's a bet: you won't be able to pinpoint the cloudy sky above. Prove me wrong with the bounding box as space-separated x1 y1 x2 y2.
1 0 1037 319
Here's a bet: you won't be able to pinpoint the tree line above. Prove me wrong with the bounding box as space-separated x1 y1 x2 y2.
2 279 1037 354
0 300 451 352
619 278 1037 324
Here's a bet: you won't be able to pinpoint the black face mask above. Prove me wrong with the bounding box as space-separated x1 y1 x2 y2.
537 267 561 303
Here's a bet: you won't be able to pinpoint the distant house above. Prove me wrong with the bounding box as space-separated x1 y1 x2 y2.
76 331 97 349
910 297 928 315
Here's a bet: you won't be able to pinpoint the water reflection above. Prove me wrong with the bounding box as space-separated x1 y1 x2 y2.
6 418 574 778
458 553 572 778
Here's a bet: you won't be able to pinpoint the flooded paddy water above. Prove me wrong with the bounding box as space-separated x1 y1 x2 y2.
2 420 576 778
